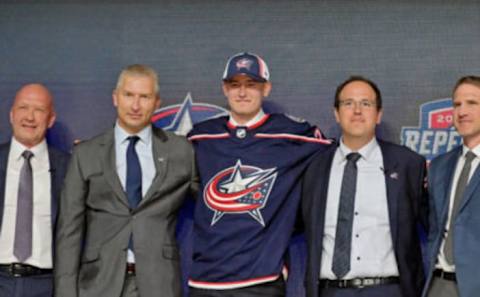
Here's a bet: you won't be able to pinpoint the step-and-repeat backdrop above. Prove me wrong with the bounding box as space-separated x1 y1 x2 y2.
1 1 479 295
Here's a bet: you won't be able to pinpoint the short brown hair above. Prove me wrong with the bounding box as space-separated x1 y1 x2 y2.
334 76 382 111
452 75 480 97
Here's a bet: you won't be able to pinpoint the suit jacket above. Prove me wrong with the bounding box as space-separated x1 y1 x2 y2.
302 139 427 297
422 146 480 297
54 127 198 297
0 141 70 258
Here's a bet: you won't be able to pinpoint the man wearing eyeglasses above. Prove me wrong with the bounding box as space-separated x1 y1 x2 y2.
302 76 428 297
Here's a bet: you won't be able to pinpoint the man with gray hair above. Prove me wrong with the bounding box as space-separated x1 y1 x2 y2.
55 64 198 297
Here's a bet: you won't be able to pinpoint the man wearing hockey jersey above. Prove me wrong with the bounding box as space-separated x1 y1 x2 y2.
187 52 331 297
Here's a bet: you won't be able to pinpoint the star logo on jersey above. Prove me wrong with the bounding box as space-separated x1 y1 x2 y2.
204 160 277 226
151 93 228 135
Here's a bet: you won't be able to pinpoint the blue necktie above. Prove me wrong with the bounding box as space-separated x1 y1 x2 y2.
332 152 361 279
14 150 34 262
126 136 142 209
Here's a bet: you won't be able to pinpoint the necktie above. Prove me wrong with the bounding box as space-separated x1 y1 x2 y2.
332 152 361 279
126 136 142 209
14 150 34 262
444 150 476 264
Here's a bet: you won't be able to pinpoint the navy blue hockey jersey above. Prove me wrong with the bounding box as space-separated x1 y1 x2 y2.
187 113 331 289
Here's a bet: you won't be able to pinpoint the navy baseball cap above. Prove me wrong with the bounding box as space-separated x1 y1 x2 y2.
222 52 270 82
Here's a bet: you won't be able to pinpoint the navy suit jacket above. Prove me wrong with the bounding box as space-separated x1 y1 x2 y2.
423 146 480 297
302 139 427 297
0 141 70 254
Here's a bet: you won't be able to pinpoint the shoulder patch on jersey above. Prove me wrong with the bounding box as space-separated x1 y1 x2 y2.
284 114 306 123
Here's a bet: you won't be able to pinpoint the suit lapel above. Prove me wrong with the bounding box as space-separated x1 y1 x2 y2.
379 141 400 245
141 128 168 204
459 157 480 212
314 146 336 254
103 127 170 209
100 130 130 208
0 142 10 229
438 148 462 223
48 147 59 225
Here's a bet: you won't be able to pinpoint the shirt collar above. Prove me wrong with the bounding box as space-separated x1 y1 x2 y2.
462 144 480 159
228 109 265 128
10 136 48 161
338 137 378 163
114 122 152 146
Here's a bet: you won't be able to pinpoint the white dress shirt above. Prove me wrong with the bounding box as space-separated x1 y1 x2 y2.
320 138 399 279
436 144 480 272
114 123 156 263
0 137 52 268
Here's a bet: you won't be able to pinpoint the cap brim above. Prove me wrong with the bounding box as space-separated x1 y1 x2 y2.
223 72 267 83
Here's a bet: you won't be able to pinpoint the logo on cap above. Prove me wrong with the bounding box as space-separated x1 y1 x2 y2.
223 52 270 82
236 58 253 70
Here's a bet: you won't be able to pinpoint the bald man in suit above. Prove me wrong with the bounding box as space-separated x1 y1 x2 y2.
0 84 69 297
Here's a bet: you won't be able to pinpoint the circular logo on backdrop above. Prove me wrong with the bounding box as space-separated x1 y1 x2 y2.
151 93 228 135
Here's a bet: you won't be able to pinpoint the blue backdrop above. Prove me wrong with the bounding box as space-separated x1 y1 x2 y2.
1 1 480 296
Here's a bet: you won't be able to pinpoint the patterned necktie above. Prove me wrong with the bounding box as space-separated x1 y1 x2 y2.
13 150 34 262
126 136 142 209
444 150 476 264
332 152 361 279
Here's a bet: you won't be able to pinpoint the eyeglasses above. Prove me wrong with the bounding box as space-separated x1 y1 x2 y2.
339 100 377 109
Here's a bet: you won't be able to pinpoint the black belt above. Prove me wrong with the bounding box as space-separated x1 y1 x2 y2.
319 276 399 289
0 263 52 277
126 263 136 276
434 269 456 282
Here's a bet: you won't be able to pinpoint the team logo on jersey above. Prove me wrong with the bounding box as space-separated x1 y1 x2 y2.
151 93 228 135
204 160 277 226
236 127 247 139
400 98 462 161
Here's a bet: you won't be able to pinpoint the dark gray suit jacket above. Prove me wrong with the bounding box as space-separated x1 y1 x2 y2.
54 127 198 297
0 141 70 260
302 139 428 297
